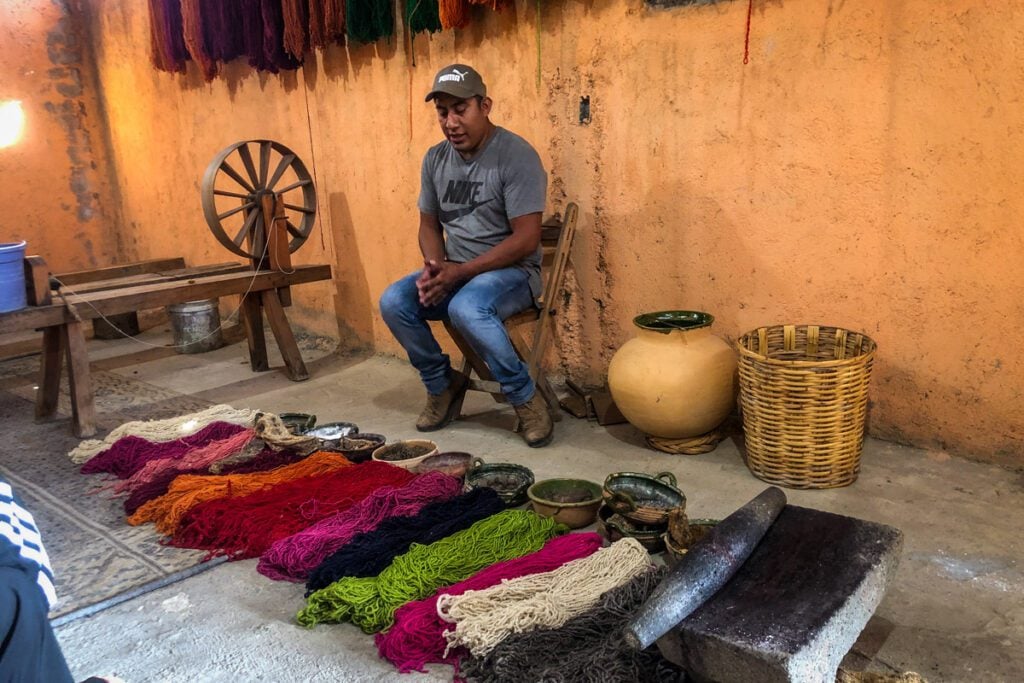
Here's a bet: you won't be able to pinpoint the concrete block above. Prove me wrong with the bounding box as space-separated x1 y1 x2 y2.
657 505 903 683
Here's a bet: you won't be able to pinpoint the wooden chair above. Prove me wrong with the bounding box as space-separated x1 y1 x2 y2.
444 202 579 423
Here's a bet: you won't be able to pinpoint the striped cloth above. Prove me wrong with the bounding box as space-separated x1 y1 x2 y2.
0 479 57 609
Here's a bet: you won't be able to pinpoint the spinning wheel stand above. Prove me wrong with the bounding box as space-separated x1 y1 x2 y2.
200 139 321 381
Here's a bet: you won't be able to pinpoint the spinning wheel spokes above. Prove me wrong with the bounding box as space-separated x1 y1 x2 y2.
201 140 317 260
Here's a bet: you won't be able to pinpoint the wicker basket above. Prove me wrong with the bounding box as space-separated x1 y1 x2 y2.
736 325 877 489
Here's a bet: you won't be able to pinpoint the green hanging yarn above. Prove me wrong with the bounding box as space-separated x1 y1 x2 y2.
407 0 441 34
347 0 395 44
297 510 568 633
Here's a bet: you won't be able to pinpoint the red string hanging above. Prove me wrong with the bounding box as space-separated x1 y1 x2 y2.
743 0 753 65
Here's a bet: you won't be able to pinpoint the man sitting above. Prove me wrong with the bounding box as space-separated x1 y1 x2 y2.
379 63 553 447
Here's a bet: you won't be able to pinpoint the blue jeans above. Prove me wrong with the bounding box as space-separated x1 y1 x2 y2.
380 267 537 406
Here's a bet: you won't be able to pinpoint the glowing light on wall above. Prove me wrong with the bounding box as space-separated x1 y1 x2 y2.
0 101 26 148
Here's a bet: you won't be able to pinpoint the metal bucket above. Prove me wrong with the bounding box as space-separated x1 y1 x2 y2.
166 299 223 354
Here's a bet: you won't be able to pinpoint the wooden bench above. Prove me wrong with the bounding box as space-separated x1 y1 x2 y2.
0 257 332 438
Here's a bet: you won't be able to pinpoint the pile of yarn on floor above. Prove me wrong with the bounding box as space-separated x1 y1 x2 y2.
75 404 684 679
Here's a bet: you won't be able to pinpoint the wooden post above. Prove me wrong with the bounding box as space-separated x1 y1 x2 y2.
268 194 293 306
63 321 96 437
24 256 52 306
240 293 269 372
260 289 308 381
34 326 64 420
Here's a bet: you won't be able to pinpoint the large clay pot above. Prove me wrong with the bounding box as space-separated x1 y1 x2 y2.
608 311 737 439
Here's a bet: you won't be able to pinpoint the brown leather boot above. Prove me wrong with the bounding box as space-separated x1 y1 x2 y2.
416 370 470 432
513 393 554 448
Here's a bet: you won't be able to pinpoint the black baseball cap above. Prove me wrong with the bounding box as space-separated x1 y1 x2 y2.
425 64 487 102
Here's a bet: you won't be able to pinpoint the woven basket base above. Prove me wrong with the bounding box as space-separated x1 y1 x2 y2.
646 430 725 455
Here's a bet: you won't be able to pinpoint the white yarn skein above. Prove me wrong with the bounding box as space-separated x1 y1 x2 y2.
437 537 652 657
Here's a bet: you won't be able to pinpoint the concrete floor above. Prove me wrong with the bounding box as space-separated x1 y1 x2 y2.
52 328 1024 682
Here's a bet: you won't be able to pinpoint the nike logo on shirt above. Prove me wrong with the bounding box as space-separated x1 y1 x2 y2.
439 198 494 223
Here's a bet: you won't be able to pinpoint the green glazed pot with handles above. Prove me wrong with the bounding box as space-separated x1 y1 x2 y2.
607 311 737 439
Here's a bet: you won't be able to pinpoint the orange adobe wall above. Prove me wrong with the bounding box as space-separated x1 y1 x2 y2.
0 0 121 273
76 0 1022 465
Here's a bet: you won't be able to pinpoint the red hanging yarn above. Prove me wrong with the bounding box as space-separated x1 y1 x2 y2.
375 532 605 672
180 0 217 80
281 0 309 59
171 460 414 559
439 0 471 30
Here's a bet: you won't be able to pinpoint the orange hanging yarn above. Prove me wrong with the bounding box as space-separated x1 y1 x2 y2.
439 0 471 30
129 451 352 534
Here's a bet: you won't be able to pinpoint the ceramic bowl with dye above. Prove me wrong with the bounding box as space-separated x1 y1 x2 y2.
597 504 666 553
371 439 439 470
305 421 359 440
603 471 686 526
464 461 535 507
413 452 476 479
279 412 317 434
527 478 603 529
325 433 386 463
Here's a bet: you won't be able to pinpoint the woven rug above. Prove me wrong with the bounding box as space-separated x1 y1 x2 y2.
0 355 222 624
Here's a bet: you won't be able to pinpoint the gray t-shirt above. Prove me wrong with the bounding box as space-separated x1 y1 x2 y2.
418 127 547 299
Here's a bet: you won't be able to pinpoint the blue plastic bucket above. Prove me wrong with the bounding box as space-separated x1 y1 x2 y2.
0 241 27 313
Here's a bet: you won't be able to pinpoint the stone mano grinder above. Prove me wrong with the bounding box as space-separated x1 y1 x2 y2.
626 487 903 683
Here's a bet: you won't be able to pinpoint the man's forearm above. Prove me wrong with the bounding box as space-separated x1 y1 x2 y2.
458 230 536 279
419 222 446 263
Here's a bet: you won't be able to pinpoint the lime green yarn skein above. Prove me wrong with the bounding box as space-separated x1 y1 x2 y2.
297 509 568 633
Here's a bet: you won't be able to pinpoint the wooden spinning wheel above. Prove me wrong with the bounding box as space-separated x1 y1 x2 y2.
200 140 317 262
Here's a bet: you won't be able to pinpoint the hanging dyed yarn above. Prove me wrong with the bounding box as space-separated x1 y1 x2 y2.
148 0 190 73
459 567 685 683
281 0 309 59
346 0 394 44
376 532 605 674
240 0 270 70
467 0 512 9
171 460 414 559
200 0 245 63
438 537 653 657
129 451 352 534
181 0 217 81
80 421 248 479
304 487 505 594
407 0 441 34
69 404 258 464
309 0 346 49
260 0 303 70
297 509 566 633
258 471 461 582
438 0 470 30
